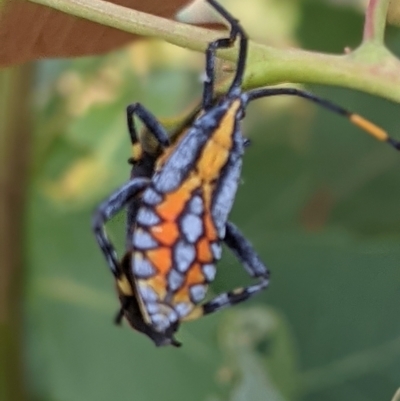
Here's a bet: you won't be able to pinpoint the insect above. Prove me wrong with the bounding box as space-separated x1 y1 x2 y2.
92 0 400 347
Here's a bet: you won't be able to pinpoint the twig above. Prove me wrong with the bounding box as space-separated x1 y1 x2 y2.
363 0 390 43
27 0 400 103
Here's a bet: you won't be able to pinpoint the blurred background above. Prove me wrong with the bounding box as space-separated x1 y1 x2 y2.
2 0 400 400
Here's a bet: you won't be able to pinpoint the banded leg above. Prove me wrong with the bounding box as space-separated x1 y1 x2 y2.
126 103 171 162
203 0 248 110
245 87 400 151
92 177 150 277
184 221 270 320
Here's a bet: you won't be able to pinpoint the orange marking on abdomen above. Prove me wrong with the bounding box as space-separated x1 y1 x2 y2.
156 189 190 221
172 285 191 304
196 148 229 181
197 237 213 263
156 176 200 221
146 247 172 275
151 222 179 246
186 263 205 286
147 275 167 300
173 263 206 305
196 99 241 182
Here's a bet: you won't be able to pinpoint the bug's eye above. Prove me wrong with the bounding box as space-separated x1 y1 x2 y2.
128 157 137 165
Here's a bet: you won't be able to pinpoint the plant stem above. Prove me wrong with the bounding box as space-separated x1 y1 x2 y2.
363 0 390 43
27 0 400 104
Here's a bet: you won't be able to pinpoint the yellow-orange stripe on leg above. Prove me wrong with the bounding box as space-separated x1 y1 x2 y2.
350 114 388 142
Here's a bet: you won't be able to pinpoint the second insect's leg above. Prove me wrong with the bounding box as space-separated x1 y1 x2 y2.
126 103 171 147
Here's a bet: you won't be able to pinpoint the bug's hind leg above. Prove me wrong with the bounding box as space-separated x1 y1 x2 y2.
183 221 270 321
203 221 270 315
202 0 248 110
92 177 149 277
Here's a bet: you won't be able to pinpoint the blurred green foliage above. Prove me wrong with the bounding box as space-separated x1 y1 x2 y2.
22 1 400 401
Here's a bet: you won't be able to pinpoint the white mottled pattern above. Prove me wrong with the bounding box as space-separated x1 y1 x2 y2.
146 302 159 314
189 284 207 303
211 158 242 237
168 310 178 323
138 282 158 302
168 269 184 291
152 127 211 193
188 196 203 215
136 207 161 226
211 242 222 260
132 252 156 278
175 302 192 318
153 169 183 193
151 313 170 331
181 213 203 243
174 240 196 273
133 228 158 250
202 263 216 282
142 187 163 205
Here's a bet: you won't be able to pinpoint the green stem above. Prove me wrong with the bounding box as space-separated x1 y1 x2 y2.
27 0 400 104
363 0 390 43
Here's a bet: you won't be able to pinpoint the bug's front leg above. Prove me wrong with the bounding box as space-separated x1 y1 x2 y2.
126 103 171 148
92 177 150 277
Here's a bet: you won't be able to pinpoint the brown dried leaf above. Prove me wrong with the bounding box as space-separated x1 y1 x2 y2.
0 0 191 67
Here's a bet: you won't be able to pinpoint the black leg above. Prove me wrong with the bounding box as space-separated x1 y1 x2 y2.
203 37 234 110
92 177 150 277
114 306 125 325
126 103 171 147
202 221 270 315
223 221 270 279
202 0 248 110
245 87 400 151
183 221 270 321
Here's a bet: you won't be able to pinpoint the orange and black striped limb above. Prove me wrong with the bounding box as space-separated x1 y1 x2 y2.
246 87 400 151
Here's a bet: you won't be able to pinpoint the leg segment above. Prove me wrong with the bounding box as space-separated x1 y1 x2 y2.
183 221 270 320
202 221 270 315
92 177 149 277
126 103 171 147
203 0 248 110
223 221 270 279
245 87 400 151
114 306 125 325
